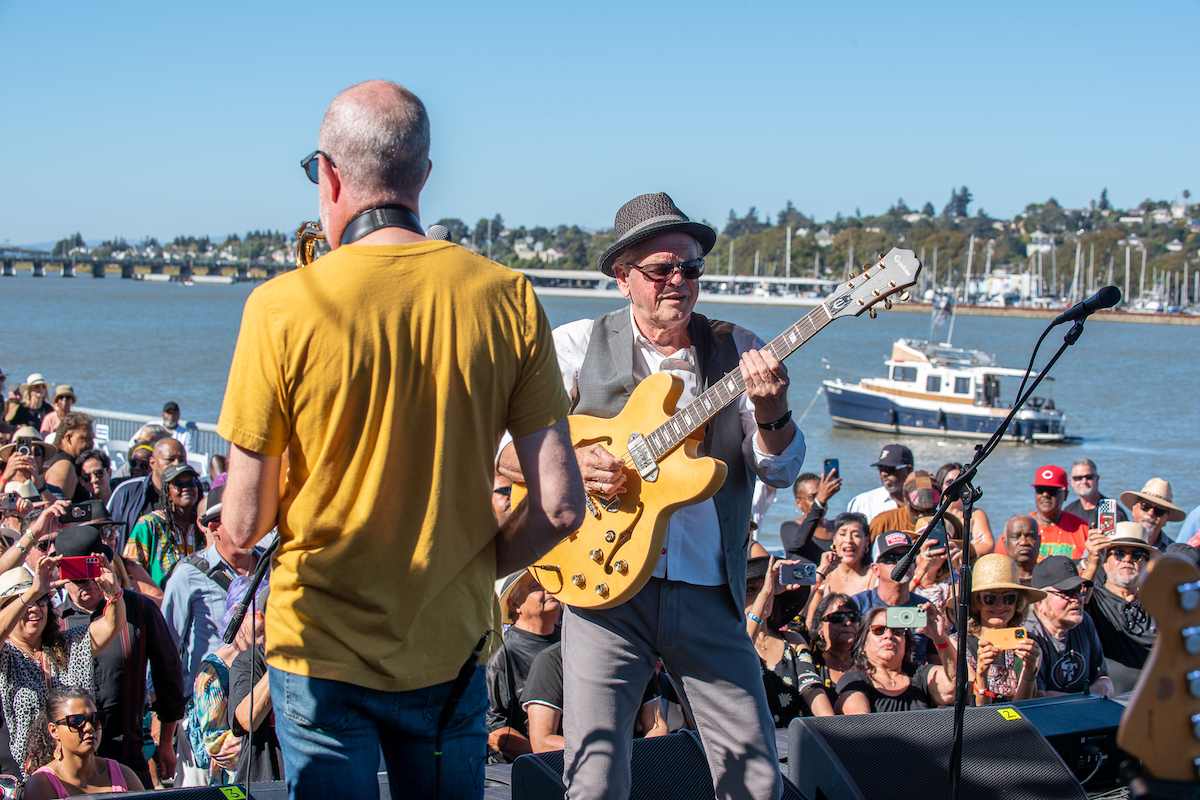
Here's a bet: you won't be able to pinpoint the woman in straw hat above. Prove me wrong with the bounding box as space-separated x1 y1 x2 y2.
5 375 53 429
744 556 832 726
966 554 1045 705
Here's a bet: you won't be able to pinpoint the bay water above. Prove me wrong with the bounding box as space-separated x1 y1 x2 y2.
3 275 1197 549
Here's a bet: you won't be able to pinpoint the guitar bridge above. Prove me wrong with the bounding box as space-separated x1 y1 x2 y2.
628 433 658 482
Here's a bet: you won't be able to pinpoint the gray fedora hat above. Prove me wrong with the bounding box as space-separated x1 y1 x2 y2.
596 192 717 277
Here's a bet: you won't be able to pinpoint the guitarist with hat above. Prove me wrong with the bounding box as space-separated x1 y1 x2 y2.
498 192 805 800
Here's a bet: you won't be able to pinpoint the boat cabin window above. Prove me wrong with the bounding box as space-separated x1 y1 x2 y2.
892 366 917 383
954 377 971 394
926 376 941 393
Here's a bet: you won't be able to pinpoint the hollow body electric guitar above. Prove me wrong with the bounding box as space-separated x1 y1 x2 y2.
514 248 921 609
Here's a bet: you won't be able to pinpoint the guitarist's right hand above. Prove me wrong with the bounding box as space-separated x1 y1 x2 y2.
576 443 627 497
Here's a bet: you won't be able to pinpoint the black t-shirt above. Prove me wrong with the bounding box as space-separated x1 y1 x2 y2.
780 505 833 565
1063 497 1128 529
8 402 52 429
229 645 284 783
484 626 559 739
1086 585 1156 695
521 642 660 738
1024 612 1108 693
835 665 934 713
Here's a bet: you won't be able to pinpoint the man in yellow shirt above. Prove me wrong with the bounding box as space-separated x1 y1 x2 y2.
219 80 584 800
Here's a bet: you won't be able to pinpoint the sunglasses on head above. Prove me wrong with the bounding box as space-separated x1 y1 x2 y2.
979 592 1018 607
301 150 334 184
1138 500 1169 517
1109 548 1148 563
823 610 860 625
626 259 705 282
55 711 104 733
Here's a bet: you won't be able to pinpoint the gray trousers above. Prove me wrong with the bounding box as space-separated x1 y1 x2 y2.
562 578 782 800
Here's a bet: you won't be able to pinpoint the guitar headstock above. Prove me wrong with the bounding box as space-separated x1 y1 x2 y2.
1118 554 1200 782
823 247 922 321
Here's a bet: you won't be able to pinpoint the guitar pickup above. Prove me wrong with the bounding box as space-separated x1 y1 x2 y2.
628 433 658 482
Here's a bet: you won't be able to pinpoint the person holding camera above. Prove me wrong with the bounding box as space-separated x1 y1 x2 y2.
0 546 125 777
0 426 57 504
834 604 956 714
965 554 1044 705
780 469 842 565
744 556 832 726
848 531 935 664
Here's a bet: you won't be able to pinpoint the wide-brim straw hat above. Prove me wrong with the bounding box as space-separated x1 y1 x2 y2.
19 373 49 392
1120 478 1185 522
596 193 717 277
914 512 964 542
0 567 33 609
497 571 540 625
52 384 76 401
971 554 1046 602
0 426 57 462
1100 521 1157 555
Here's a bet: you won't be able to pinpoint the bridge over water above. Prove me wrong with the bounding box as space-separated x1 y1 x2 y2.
0 249 290 280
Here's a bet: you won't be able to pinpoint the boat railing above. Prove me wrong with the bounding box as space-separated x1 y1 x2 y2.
75 406 228 463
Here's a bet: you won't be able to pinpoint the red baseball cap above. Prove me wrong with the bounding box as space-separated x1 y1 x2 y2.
1031 465 1068 489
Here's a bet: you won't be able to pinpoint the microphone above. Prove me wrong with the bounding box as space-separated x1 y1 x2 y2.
1052 286 1121 326
425 224 450 241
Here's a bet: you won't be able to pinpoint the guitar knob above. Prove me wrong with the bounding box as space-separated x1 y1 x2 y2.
605 530 616 543
590 549 604 563
614 560 628 575
869 308 877 319
899 291 911 302
1188 669 1200 699
595 584 609 598
571 573 586 588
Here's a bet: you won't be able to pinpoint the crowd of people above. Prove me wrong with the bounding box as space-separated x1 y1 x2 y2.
0 382 279 795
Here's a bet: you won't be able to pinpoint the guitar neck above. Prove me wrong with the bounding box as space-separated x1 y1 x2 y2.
643 304 833 460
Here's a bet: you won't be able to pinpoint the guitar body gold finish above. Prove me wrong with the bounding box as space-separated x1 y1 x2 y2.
515 371 727 610
1117 554 1200 782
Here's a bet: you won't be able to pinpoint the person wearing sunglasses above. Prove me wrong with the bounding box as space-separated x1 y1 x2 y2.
846 444 914 523
1062 458 1127 529
808 592 860 696
123 462 204 591
1120 477 1186 552
0 544 125 779
107 436 186 534
1025 556 1113 697
847 531 937 665
744 556 832 727
965 554 1045 705
22 686 144 798
1079 522 1157 695
1023 464 1090 560
834 605 956 715
0 425 57 505
74 448 113 507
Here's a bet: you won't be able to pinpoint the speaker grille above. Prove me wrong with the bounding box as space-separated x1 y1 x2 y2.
791 706 1088 800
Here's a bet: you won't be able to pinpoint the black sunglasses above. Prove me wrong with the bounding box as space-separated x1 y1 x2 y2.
1070 473 1097 482
625 259 705 282
1138 501 1169 518
1035 486 1062 496
55 711 104 733
493 486 512 497
876 553 904 566
170 478 201 490
979 592 1018 607
82 469 107 481
823 610 860 625
301 150 334 184
1109 548 1148 563
1048 584 1090 601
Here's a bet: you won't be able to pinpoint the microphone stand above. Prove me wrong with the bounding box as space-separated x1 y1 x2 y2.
890 318 1088 800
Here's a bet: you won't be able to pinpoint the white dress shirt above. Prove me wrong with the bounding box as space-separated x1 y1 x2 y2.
551 308 806 586
846 485 897 522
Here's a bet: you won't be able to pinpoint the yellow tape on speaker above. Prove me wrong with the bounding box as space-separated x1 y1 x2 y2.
996 708 1021 721
219 788 248 800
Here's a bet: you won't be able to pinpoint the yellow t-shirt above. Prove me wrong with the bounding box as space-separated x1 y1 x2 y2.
217 241 569 692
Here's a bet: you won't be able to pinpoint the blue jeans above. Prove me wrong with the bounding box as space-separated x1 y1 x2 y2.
270 664 488 800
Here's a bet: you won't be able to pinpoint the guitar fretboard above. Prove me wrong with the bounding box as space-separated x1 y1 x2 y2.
643 303 832 460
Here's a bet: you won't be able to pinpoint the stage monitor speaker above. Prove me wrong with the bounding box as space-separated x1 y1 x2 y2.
788 705 1088 800
91 786 263 800
512 730 807 800
997 694 1128 788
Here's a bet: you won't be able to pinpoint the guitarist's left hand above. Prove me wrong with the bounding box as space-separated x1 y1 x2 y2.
741 349 793 451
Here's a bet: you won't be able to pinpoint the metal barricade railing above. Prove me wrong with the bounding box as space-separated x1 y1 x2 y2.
74 406 229 459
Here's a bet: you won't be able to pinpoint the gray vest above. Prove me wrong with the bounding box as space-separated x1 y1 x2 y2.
573 308 755 609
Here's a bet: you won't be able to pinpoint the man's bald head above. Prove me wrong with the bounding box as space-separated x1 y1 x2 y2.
318 80 430 207
1004 514 1041 569
150 437 187 487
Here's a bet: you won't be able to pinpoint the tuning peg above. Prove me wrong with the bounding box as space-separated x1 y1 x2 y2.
847 272 856 280
884 298 893 310
899 291 911 301
869 308 877 319
877 253 885 261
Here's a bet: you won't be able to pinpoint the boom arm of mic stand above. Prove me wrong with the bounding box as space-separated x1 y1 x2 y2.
223 535 279 644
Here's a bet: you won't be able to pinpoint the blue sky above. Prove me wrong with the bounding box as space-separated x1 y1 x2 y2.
1 0 1195 246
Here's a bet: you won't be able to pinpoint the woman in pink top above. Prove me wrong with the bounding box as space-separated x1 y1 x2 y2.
22 687 144 798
